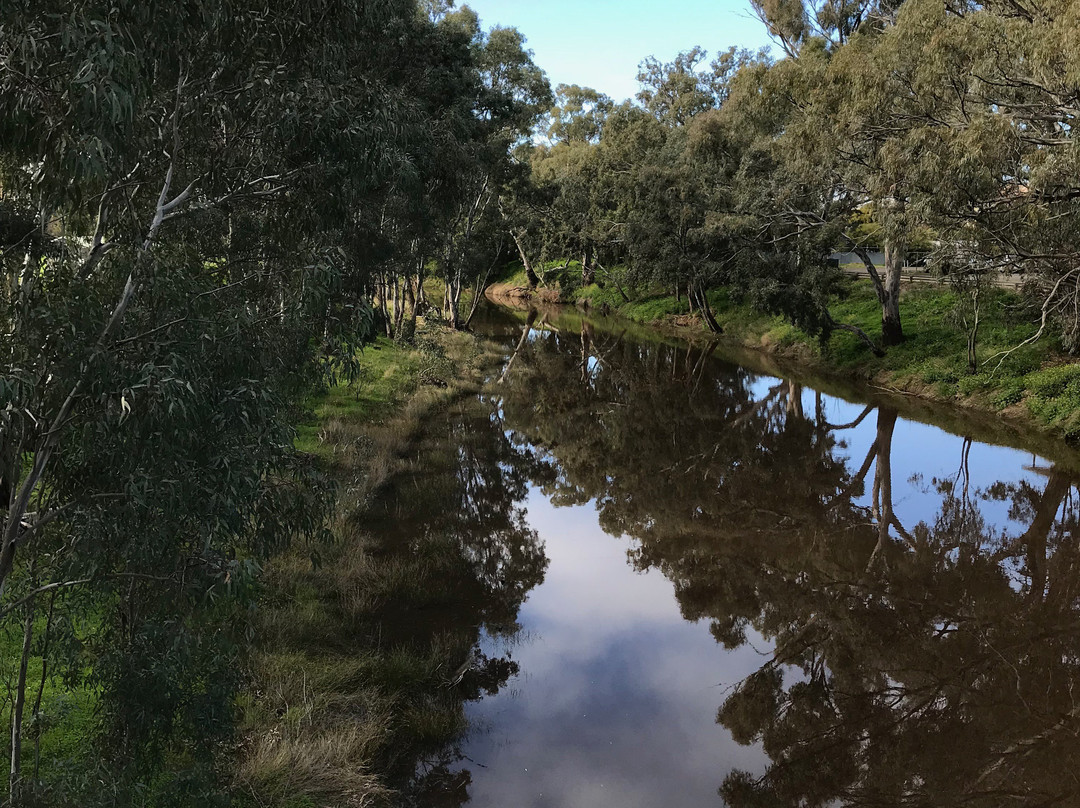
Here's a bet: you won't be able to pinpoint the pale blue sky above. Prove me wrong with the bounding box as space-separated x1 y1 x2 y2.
462 0 774 102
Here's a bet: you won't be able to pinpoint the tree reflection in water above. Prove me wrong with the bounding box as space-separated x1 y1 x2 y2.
490 306 1080 808
359 390 551 802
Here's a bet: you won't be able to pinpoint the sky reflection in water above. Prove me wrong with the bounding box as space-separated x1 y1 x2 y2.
419 306 1080 807
460 493 770 807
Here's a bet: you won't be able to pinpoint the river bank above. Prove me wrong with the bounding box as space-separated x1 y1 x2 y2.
236 321 505 808
486 274 1080 443
235 299 1080 808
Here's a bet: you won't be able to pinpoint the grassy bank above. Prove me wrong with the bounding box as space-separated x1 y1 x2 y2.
488 261 1080 439
236 321 501 808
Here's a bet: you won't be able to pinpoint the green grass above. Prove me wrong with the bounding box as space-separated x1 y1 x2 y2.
294 335 448 458
493 259 589 295
491 261 532 287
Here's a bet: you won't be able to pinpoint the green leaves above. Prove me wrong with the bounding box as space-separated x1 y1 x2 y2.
0 0 521 800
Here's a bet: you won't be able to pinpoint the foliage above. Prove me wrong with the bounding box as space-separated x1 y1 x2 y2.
503 0 1080 361
0 0 546 802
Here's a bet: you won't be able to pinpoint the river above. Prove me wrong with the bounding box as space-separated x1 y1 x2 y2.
389 302 1080 807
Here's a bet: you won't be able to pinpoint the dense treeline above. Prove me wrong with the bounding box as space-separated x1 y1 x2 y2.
0 1 548 803
509 0 1080 360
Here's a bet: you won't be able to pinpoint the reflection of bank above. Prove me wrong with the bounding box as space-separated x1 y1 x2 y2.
486 302 1080 808
360 390 550 804
484 297 1080 475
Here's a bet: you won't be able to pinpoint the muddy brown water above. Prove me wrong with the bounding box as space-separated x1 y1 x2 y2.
394 302 1080 807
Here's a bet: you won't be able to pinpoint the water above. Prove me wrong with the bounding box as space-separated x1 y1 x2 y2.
398 303 1080 807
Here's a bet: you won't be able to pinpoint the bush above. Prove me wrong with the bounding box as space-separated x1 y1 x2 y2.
1024 364 1080 398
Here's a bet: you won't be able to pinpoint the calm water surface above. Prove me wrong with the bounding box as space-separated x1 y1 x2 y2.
398 303 1080 807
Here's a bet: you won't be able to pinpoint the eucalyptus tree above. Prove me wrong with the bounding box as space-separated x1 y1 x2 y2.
498 145 549 290
637 46 770 129
636 47 724 126
587 104 674 285
750 0 906 57
0 0 485 800
497 84 615 288
434 7 551 329
489 83 612 291
708 57 870 348
812 6 974 346
547 84 614 145
619 124 728 330
519 138 608 289
627 49 835 334
716 5 922 348
896 0 1080 354
800 0 1080 354
370 7 487 340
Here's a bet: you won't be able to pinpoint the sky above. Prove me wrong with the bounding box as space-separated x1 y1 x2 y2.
461 0 775 103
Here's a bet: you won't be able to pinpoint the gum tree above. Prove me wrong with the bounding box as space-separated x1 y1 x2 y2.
0 0 489 799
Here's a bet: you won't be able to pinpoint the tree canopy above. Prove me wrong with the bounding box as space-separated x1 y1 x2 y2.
508 0 1080 355
0 0 548 802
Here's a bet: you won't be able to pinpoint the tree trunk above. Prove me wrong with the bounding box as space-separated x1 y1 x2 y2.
0 164 188 601
404 271 418 335
415 255 428 315
581 245 595 286
580 321 592 382
848 240 902 351
826 311 885 357
881 238 905 346
600 263 630 303
512 231 539 289
1014 469 1070 605
786 381 804 419
498 309 538 384
441 263 451 321
32 593 56 783
967 286 981 374
463 270 485 329
868 408 899 569
692 283 722 334
448 265 464 331
392 272 404 338
415 275 427 314
383 281 392 338
10 600 34 804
